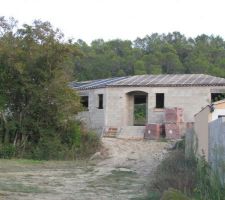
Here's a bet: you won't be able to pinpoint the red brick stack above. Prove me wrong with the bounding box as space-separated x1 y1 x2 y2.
144 124 163 140
165 107 184 123
165 107 184 139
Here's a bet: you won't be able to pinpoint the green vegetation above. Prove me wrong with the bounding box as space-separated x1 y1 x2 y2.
73 33 225 81
196 156 225 200
0 182 46 193
146 142 225 200
160 188 191 200
1 16 225 160
211 93 225 102
0 17 100 160
134 104 146 125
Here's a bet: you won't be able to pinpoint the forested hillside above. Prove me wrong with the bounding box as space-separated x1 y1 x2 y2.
73 33 225 80
1 17 225 159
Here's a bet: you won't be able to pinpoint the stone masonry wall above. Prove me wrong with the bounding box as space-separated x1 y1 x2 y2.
77 86 225 138
106 86 214 126
77 88 106 135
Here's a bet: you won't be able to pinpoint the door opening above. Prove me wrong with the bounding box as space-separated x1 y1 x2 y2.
134 95 147 126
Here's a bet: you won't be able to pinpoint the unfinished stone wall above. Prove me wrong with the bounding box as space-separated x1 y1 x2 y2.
76 85 225 138
77 88 106 135
106 86 212 125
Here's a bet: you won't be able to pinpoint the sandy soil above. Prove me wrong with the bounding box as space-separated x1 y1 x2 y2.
0 138 169 200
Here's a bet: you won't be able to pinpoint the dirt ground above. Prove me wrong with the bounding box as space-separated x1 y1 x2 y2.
0 138 169 200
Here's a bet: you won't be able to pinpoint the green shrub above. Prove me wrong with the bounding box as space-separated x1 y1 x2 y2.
147 145 225 200
21 124 101 160
30 135 67 160
161 188 191 200
175 138 185 150
0 144 16 159
195 156 225 200
143 191 161 200
150 150 197 196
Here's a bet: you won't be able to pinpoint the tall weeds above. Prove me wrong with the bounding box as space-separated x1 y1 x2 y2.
196 156 225 200
147 139 225 200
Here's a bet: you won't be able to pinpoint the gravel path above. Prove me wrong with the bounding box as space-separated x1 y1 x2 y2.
0 138 169 200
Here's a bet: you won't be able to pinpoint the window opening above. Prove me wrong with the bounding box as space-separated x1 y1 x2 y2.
80 96 88 109
98 94 103 109
211 93 225 103
156 93 164 108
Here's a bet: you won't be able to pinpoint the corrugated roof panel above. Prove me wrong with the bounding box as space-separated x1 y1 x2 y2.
156 74 170 84
163 74 179 84
112 75 138 85
71 77 127 90
71 74 225 90
136 75 153 85
218 78 225 84
126 75 147 85
145 74 164 85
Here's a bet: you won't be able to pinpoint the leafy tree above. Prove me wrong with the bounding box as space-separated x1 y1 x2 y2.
0 17 90 159
134 60 146 75
73 32 225 79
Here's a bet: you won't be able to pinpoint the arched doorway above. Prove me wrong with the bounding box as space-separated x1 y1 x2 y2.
126 91 148 126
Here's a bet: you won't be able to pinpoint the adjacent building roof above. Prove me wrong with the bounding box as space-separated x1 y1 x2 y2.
71 74 225 90
194 99 225 117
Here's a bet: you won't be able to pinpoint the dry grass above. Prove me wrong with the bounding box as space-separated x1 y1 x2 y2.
146 149 197 199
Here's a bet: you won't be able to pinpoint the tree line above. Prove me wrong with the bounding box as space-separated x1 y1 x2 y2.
73 32 225 80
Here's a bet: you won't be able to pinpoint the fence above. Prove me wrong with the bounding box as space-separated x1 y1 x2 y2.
185 126 197 159
185 117 225 185
209 117 225 185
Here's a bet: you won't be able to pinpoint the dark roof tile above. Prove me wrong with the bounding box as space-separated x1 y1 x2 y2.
71 74 225 90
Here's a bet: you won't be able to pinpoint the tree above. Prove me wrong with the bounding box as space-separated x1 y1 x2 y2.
0 17 82 158
134 60 146 75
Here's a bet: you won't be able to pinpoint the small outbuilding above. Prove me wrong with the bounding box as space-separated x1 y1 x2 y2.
71 74 225 139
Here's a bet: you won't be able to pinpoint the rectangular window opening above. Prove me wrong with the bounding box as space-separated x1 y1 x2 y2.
211 93 225 103
156 93 164 109
80 96 88 109
98 94 103 109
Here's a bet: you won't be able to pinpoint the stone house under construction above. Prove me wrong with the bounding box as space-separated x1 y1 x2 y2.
71 74 225 139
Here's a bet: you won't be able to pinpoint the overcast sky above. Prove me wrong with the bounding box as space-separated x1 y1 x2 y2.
1 0 224 43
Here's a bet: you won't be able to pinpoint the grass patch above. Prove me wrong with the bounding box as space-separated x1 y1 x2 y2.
151 150 197 195
14 159 45 165
146 143 225 200
87 169 139 190
0 182 48 193
145 149 197 199
110 169 138 178
157 138 168 142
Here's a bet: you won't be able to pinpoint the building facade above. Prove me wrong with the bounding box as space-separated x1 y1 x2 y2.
71 74 225 139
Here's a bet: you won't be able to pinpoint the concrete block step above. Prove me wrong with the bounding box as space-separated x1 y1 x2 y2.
103 134 117 138
103 127 118 138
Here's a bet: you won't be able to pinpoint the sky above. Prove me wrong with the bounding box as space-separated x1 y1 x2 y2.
1 0 225 43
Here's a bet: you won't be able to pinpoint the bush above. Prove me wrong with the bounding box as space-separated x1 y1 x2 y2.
195 156 225 200
21 124 101 160
161 188 191 200
29 135 67 160
0 144 16 159
150 150 197 196
147 143 225 200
